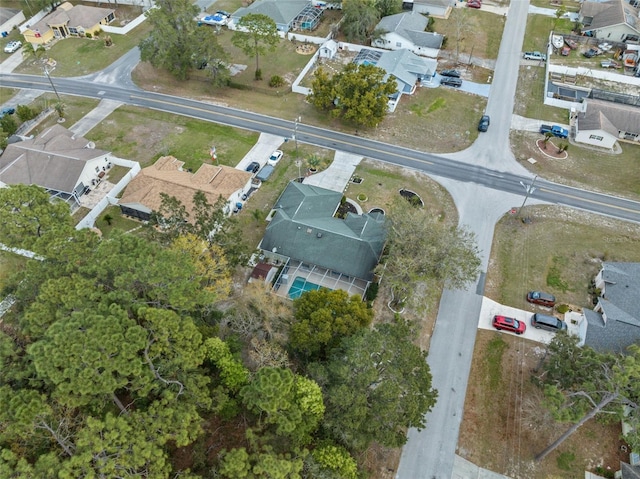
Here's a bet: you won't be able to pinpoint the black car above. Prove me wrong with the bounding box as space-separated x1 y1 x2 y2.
245 162 260 174
583 48 599 58
440 77 462 88
478 115 490 132
440 69 461 78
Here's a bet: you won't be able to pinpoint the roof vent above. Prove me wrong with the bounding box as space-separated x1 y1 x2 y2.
317 233 322 238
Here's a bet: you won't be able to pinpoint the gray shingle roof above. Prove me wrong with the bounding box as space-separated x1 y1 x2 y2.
261 182 386 280
414 0 451 8
579 100 640 136
232 0 309 26
584 262 640 354
620 462 640 479
0 124 108 194
354 48 437 93
375 12 444 49
580 0 640 32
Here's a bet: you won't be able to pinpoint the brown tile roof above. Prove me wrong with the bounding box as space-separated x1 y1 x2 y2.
578 99 640 135
0 124 109 193
119 156 252 221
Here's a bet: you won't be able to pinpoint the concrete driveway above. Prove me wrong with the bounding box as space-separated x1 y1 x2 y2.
478 297 557 344
435 75 492 98
235 133 284 172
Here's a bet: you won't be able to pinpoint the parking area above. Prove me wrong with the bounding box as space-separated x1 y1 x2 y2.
235 133 285 172
478 296 557 343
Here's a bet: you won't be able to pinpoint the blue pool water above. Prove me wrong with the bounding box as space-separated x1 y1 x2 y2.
288 276 323 299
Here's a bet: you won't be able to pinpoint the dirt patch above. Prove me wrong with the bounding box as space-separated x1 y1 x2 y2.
458 330 629 479
535 139 568 159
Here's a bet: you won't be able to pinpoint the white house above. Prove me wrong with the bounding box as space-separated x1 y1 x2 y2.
410 0 452 18
579 0 640 42
372 11 444 59
575 99 640 149
0 7 25 35
0 124 111 205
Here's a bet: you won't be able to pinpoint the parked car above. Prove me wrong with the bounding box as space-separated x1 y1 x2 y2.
216 10 231 17
440 69 461 78
527 291 556 307
583 48 602 58
600 59 620 69
245 162 260 174
268 150 283 166
564 38 578 49
492 315 526 335
531 313 567 332
539 124 569 139
440 77 463 88
467 0 482 8
561 47 571 56
523 51 546 61
4 41 22 53
477 115 490 132
1 107 16 116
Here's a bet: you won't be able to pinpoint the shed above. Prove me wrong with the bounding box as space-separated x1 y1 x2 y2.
256 165 275 181
319 39 338 59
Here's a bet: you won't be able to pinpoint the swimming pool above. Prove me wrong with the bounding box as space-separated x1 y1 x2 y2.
288 276 323 299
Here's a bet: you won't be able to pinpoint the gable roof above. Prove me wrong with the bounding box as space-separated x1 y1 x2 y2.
0 8 21 24
232 0 309 25
354 48 437 93
580 0 640 32
0 124 108 193
28 2 114 33
260 182 386 280
579 100 640 135
376 12 444 49
119 156 252 221
585 262 640 354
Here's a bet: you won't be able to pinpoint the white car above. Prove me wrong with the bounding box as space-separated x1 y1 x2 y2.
268 150 283 165
4 41 22 54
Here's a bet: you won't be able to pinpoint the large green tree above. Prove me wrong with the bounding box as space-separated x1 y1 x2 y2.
308 63 397 127
232 13 280 80
289 289 372 361
310 321 437 451
341 0 380 43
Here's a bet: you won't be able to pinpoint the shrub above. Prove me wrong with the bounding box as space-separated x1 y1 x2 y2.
364 282 379 302
254 69 262 81
556 304 570 314
86 32 92 39
16 104 37 122
556 451 575 471
0 115 18 136
269 75 284 87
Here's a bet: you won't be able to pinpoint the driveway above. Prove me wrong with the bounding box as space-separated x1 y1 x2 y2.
303 151 362 192
235 133 284 172
478 297 557 344
434 75 492 98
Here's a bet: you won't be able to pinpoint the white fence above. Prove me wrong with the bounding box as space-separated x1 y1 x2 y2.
76 156 141 230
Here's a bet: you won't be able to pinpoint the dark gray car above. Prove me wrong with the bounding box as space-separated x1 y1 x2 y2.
531 313 567 332
440 77 462 88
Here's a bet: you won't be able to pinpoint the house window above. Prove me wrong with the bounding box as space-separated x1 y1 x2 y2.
107 13 115 22
589 134 603 141
69 27 78 35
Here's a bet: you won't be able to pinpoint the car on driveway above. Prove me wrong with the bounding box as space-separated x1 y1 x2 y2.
268 150 283 166
478 115 490 132
440 69 461 78
467 0 482 8
523 51 546 61
1 107 16 116
492 315 526 335
4 41 22 53
527 291 556 307
245 162 260 174
531 313 567 332
440 77 462 88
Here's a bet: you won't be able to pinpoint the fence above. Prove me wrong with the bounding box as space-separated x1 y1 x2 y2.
16 108 54 136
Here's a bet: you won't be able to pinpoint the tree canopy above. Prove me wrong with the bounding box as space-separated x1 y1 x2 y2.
340 0 381 43
308 63 397 127
232 13 280 80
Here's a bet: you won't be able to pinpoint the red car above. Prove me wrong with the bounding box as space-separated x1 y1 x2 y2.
492 315 526 335
467 0 482 8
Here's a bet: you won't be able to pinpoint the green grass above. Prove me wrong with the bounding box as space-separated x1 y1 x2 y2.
523 14 575 51
94 206 144 238
433 9 505 60
0 250 28 293
556 451 576 471
484 336 508 389
486 207 640 309
514 66 569 124
24 95 100 135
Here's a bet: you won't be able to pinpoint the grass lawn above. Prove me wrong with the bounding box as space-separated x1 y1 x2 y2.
511 130 640 200
513 66 568 123
23 94 100 135
484 205 640 310
94 205 143 238
0 88 19 105
0 250 27 293
523 14 575 52
432 9 505 60
85 105 259 170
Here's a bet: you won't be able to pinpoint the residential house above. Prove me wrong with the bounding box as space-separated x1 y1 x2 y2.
0 124 110 205
575 99 640 149
118 156 253 222
260 182 386 298
0 7 26 35
579 0 640 42
22 2 115 46
230 0 322 33
410 0 452 18
572 262 640 354
353 48 438 111
372 11 444 58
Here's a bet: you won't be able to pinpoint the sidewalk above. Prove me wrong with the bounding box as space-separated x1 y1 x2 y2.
453 455 513 479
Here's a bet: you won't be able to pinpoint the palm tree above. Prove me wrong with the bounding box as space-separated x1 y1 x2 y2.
21 43 46 63
54 102 66 121
542 132 553 149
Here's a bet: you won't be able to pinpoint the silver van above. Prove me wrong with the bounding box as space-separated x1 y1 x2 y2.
531 313 567 332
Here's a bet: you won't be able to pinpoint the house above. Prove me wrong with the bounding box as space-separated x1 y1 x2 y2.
573 262 640 354
579 0 640 42
0 124 110 205
230 0 322 33
353 48 438 111
118 156 253 222
260 182 386 298
0 7 26 35
372 11 444 58
410 0 452 18
575 99 640 149
22 2 115 46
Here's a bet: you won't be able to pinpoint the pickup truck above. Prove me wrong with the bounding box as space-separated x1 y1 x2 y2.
523 51 547 61
540 124 569 138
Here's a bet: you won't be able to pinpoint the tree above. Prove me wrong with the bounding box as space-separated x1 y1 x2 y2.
0 114 18 136
0 184 73 251
542 131 553 149
534 336 640 461
376 200 481 310
308 63 397 127
341 0 380 43
305 442 358 479
140 0 226 80
375 0 402 17
53 102 65 120
310 321 437 450
20 42 46 63
232 13 280 80
289 289 373 361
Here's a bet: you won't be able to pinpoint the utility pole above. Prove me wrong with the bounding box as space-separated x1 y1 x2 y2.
293 116 301 160
43 65 62 103
517 175 538 219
